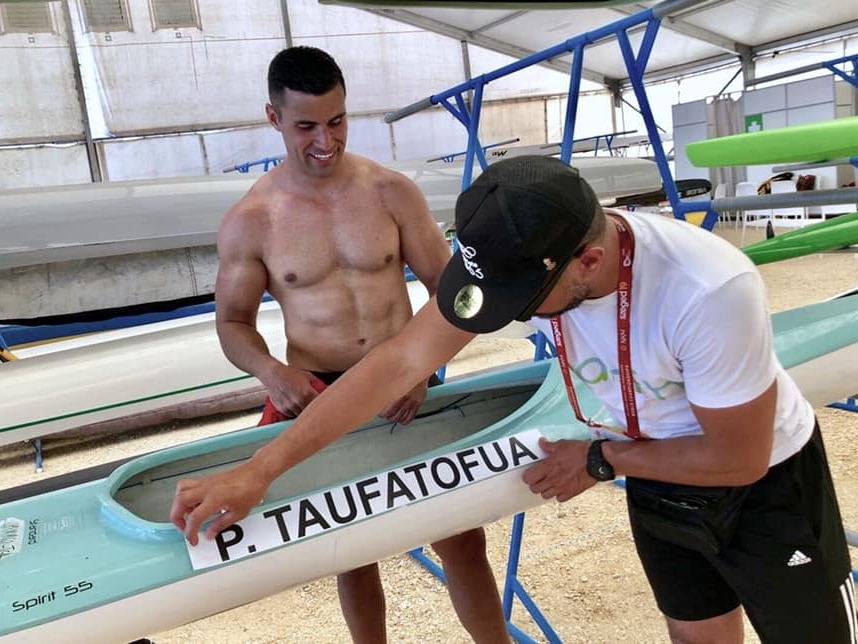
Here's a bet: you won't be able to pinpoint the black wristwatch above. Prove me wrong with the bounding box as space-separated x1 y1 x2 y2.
586 440 616 481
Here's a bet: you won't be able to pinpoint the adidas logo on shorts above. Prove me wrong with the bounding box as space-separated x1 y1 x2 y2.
787 550 813 567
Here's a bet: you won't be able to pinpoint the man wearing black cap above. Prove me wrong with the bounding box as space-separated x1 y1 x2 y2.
172 155 854 644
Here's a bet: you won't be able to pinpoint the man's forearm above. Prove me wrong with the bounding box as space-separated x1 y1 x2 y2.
217 322 283 387
246 343 422 484
602 434 769 486
243 301 474 485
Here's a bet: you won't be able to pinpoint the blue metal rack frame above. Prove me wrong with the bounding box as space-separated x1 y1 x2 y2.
385 0 717 232
223 155 284 174
823 54 858 91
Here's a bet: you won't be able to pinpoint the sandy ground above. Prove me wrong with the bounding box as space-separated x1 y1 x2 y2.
2 223 858 643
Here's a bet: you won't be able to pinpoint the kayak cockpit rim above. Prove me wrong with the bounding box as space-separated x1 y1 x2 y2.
96 359 560 543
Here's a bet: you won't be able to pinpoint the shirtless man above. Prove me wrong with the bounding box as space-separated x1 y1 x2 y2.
212 46 508 643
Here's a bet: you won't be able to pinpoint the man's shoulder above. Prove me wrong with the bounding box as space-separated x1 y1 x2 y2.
217 185 280 249
350 153 410 186
227 168 305 219
224 189 272 224
622 211 754 296
338 157 423 217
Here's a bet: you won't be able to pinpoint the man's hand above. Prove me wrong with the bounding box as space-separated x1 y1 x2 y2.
169 462 270 546
378 379 429 425
265 365 327 417
522 438 597 502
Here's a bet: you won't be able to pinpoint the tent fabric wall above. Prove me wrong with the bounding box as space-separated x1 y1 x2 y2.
390 108 472 163
200 126 285 175
478 99 551 151
671 98 707 181
101 134 213 181
344 115 396 163
709 96 746 194
0 3 83 145
468 44 587 98
71 0 285 135
0 145 92 190
99 125 283 180
288 0 465 114
547 94 616 144
2 0 600 187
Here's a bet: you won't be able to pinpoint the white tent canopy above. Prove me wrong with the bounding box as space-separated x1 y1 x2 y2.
0 0 855 189
320 0 858 90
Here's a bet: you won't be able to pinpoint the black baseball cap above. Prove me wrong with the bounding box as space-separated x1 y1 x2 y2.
437 155 598 333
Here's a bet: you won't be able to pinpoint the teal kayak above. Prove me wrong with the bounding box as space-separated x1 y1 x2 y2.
3 295 858 642
0 360 589 643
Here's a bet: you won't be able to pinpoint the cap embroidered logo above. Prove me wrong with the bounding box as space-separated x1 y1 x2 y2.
460 245 484 279
453 284 484 319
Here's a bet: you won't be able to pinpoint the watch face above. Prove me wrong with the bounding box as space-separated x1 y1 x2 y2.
588 440 615 481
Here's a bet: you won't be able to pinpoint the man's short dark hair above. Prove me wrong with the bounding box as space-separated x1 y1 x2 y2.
267 46 346 110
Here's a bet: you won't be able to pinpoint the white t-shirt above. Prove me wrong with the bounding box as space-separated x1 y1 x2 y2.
528 209 814 466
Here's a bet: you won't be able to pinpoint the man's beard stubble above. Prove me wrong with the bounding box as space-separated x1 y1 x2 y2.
535 281 591 318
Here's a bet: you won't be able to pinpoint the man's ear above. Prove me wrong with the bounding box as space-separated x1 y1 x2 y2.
265 103 280 129
577 246 604 275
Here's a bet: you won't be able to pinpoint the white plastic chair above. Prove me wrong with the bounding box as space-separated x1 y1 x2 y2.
737 181 770 244
816 174 857 220
769 180 807 229
711 183 731 228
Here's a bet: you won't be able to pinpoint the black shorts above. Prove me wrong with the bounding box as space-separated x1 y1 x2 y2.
627 423 856 643
312 370 442 388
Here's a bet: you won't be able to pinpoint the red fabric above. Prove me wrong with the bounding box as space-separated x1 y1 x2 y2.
257 378 326 426
257 396 288 426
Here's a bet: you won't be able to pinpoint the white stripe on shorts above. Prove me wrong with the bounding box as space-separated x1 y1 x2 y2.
839 574 857 644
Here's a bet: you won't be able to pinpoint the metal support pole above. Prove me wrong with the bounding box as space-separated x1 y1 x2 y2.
823 54 858 91
60 0 102 182
749 53 858 91
739 45 756 88
33 438 43 473
279 0 293 47
559 43 585 163
712 187 858 213
502 513 562 644
617 18 712 227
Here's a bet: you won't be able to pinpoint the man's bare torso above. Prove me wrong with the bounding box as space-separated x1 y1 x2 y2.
242 155 415 372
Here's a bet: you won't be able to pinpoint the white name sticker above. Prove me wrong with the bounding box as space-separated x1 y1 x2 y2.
186 429 545 570
0 518 25 561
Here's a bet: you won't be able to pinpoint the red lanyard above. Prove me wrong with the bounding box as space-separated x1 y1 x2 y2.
550 215 641 440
